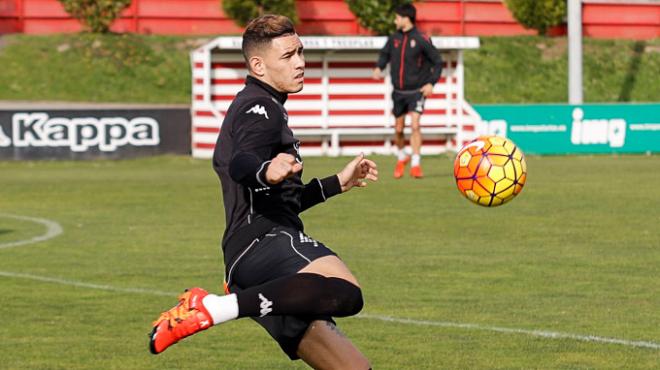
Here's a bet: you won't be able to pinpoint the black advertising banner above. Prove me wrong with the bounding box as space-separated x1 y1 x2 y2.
0 108 191 160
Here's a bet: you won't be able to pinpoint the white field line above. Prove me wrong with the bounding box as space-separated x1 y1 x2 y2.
0 213 63 249
0 270 175 297
1 214 658 351
0 270 658 351
357 313 660 350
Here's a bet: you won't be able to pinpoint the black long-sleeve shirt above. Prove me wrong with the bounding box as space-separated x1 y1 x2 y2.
213 76 342 264
376 27 443 91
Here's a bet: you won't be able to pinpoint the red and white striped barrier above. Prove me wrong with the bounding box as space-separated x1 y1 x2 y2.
191 36 481 158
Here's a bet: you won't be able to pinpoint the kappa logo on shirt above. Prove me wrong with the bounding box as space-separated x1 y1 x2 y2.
246 104 269 119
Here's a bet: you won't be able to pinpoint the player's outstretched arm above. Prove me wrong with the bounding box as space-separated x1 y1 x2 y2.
299 154 377 212
336 153 378 192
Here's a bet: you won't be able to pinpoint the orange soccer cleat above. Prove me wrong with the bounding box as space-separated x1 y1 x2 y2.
393 157 410 179
410 165 424 179
149 287 213 354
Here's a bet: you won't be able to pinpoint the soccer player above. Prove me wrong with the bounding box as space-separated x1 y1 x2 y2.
149 14 377 369
373 4 443 179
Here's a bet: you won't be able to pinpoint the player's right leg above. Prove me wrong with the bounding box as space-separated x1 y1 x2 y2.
392 91 410 179
393 115 409 179
149 228 364 355
149 287 216 354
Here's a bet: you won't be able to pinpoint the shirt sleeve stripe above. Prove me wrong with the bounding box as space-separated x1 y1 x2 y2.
317 178 327 201
256 160 272 188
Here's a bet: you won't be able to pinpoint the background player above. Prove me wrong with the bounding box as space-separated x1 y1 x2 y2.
373 4 443 179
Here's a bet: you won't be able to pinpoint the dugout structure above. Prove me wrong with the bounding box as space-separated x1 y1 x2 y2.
191 36 481 158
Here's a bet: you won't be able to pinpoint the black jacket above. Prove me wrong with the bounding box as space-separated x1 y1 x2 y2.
213 76 341 265
376 27 443 91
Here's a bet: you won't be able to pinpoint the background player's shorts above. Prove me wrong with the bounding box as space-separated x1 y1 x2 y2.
392 90 426 118
225 225 338 360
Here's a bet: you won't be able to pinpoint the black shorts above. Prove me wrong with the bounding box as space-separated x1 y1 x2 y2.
392 90 426 118
224 225 337 360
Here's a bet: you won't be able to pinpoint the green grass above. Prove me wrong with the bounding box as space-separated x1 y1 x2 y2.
1 154 659 369
0 34 658 104
464 36 660 103
0 34 195 103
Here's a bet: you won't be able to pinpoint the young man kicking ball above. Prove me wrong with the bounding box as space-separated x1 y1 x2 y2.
149 14 378 370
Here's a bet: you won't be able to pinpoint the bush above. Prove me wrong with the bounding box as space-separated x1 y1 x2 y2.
345 0 413 36
504 0 566 36
222 0 299 27
58 0 132 33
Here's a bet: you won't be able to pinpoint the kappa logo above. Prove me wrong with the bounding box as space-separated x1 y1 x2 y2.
246 104 269 119
2 113 160 151
258 293 273 317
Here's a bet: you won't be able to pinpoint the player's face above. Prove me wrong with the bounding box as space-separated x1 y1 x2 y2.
394 14 404 30
262 34 305 93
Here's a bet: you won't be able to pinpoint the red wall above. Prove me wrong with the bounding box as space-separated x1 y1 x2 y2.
0 0 658 39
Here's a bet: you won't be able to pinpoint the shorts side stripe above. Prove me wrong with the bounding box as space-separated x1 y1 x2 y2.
280 231 311 264
226 237 260 287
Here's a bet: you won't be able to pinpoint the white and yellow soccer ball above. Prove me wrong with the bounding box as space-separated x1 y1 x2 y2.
453 136 527 207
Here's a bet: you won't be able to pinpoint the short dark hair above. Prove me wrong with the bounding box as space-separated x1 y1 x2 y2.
242 14 296 61
394 4 416 24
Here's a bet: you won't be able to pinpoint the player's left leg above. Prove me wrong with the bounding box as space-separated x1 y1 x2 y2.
293 252 370 369
409 111 424 178
296 319 371 370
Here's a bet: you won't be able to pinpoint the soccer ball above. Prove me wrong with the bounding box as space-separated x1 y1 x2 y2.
453 135 527 207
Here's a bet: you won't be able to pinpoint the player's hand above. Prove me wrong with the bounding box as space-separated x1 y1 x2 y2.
266 153 303 185
337 153 378 192
420 83 434 97
372 68 383 80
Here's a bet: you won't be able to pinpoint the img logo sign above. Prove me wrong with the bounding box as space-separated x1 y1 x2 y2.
474 103 659 154
2 112 160 152
478 119 508 137
570 108 626 148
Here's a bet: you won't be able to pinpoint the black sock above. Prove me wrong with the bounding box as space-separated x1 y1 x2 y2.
235 273 363 318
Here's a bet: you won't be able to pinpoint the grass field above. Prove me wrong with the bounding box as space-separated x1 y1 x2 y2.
1 154 659 369
1 34 658 104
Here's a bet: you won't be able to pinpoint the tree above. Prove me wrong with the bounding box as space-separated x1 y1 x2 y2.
504 0 567 36
222 0 299 27
345 0 413 36
59 0 132 33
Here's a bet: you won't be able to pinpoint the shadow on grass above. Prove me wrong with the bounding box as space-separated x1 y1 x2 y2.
618 41 646 102
0 229 14 236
